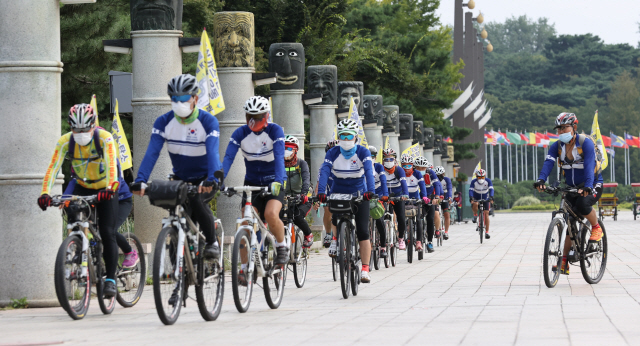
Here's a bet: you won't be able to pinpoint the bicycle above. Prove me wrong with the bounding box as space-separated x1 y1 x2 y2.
282 195 309 288
473 199 488 244
368 204 382 270
52 194 145 320
541 184 608 288
145 174 225 325
383 197 402 268
222 185 288 312
434 203 444 247
404 198 422 263
116 231 146 308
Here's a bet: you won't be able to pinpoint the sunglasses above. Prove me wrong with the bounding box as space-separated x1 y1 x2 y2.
402 164 413 169
338 134 355 141
170 95 192 103
285 147 295 151
383 158 395 162
72 127 93 134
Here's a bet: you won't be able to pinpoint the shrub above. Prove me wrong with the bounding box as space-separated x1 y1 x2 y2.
511 204 556 211
513 195 541 206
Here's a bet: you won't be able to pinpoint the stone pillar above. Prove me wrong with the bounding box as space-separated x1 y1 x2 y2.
384 132 400 155
398 113 413 155
363 123 383 150
433 153 442 168
271 89 305 158
0 0 67 307
399 139 412 154
423 149 435 165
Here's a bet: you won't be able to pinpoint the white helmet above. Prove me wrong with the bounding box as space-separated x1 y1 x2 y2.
400 154 414 164
284 135 299 148
68 103 96 131
414 156 429 168
244 96 270 115
382 148 397 158
167 74 199 96
337 119 359 135
435 166 445 175
476 168 486 177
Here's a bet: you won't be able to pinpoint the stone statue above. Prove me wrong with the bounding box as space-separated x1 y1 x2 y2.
362 95 383 125
307 65 337 105
440 138 449 157
213 12 255 68
434 134 443 155
447 145 455 161
269 43 305 90
398 114 413 140
130 0 183 31
412 121 424 145
337 81 364 114
382 105 399 133
424 128 435 149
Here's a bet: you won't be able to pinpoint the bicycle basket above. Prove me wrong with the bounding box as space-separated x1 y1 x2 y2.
405 205 417 218
328 194 355 213
370 200 385 219
147 180 188 209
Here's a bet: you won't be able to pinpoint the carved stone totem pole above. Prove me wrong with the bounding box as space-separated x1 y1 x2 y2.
398 114 414 154
423 128 435 164
337 81 364 116
362 95 384 151
382 105 400 155
413 120 424 158
433 134 444 168
446 145 456 179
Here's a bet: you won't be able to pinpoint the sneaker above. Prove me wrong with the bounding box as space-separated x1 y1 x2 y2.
443 232 449 240
485 232 490 239
472 215 477 223
103 279 117 298
204 243 220 259
122 250 139 268
380 247 387 258
427 243 434 253
275 246 289 265
435 230 441 238
589 226 603 242
415 241 423 251
361 270 371 283
328 240 338 257
168 282 181 306
323 234 332 248
398 238 406 250
553 259 569 275
237 270 248 286
303 234 314 248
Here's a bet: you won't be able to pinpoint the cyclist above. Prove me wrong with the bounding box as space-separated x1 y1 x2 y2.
317 119 375 283
400 154 430 251
38 103 120 298
283 135 314 248
435 166 453 240
222 95 288 264
318 140 338 248
469 168 493 239
131 74 222 260
382 148 409 250
414 157 442 252
453 191 462 223
369 145 389 258
534 112 604 275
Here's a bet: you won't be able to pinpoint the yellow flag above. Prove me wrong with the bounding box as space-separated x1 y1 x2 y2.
384 135 390 150
268 97 273 123
196 29 225 115
90 94 99 126
591 110 608 170
473 161 482 178
401 143 422 159
376 148 383 164
348 97 368 147
111 99 133 170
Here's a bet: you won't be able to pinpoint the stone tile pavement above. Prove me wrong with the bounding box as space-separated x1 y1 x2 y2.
2 212 640 346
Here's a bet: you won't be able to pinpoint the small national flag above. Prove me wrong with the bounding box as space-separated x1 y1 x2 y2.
443 137 453 143
547 133 559 143
611 133 628 148
601 135 611 147
625 133 640 148
528 132 538 146
507 132 524 145
536 132 549 147
484 130 495 145
519 133 529 144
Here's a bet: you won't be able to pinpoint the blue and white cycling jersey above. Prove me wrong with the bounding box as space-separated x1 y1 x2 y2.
469 178 494 200
384 166 409 196
135 108 222 183
538 139 603 189
440 176 453 199
317 145 375 195
222 123 285 186
422 169 442 196
405 170 427 200
373 162 389 197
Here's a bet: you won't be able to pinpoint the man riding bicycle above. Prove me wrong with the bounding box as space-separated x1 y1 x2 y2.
469 168 493 239
400 154 431 251
283 135 314 248
534 112 604 275
414 157 442 251
131 74 222 260
38 103 121 298
369 146 389 258
435 166 453 240
317 119 376 283
222 96 288 264
382 148 409 250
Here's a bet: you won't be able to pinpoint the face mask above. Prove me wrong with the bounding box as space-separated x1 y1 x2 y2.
247 115 268 132
404 168 413 177
384 161 395 169
73 132 93 146
559 132 573 143
416 169 427 175
172 101 192 118
478 178 485 183
284 150 294 159
338 140 355 151
437 175 444 181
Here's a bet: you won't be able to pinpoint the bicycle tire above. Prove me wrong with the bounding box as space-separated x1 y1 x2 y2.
263 236 285 309
196 238 224 321
370 220 380 270
332 257 338 281
116 233 146 308
152 226 183 325
580 220 608 284
389 221 398 267
418 218 424 261
96 249 116 315
383 220 391 268
479 211 484 244
231 230 254 313
54 235 91 320
338 220 351 299
543 218 563 288
407 218 414 263
351 228 360 296
293 230 307 288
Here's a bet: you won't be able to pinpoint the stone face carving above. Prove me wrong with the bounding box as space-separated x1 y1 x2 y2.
269 43 305 90
382 105 399 133
362 95 383 125
130 0 183 31
413 121 424 145
440 138 449 157
398 114 413 140
337 81 364 114
213 12 255 68
424 128 435 149
447 144 455 161
434 134 443 155
307 65 337 105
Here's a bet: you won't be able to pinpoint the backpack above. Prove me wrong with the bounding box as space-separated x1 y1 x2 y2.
557 134 604 176
66 129 106 184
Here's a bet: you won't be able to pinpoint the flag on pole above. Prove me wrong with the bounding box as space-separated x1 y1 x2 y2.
376 148 383 164
111 99 133 170
443 137 453 143
591 110 608 170
384 134 390 150
547 133 559 143
348 97 368 147
267 97 273 123
507 132 524 145
527 132 538 146
601 135 611 147
90 94 99 126
196 28 225 115
402 143 422 158
484 130 495 145
625 133 640 148
473 161 482 178
610 133 628 148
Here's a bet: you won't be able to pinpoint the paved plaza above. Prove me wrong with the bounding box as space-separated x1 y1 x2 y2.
2 212 640 346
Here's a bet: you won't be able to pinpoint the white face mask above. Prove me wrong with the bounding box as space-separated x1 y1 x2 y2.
73 132 93 146
171 101 193 118
417 169 427 175
284 150 294 159
478 178 485 183
384 161 395 169
338 140 356 151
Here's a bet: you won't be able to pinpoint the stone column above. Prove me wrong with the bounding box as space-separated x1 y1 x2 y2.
433 153 442 168
271 89 305 158
363 122 383 150
398 114 413 155
362 95 384 151
0 0 67 307
423 149 435 165
399 139 412 154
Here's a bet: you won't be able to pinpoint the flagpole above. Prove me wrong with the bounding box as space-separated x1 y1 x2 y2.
498 137 503 181
515 136 519 183
490 139 495 180
524 137 528 180
507 142 511 183
485 143 488 176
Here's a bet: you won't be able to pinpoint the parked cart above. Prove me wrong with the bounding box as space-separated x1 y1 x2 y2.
598 182 618 221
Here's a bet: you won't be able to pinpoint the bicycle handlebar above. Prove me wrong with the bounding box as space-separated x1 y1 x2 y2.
51 194 98 206
222 185 270 197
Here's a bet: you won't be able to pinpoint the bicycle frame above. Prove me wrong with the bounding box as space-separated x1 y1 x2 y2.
552 194 592 260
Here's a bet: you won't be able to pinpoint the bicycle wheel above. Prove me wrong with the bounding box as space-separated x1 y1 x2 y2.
263 235 285 309
332 257 338 281
418 219 424 261
338 220 351 299
406 218 414 264
116 233 146 308
478 212 484 244
389 221 398 267
196 238 224 321
54 235 91 320
543 218 563 288
293 230 307 288
96 251 116 315
580 221 608 284
351 229 360 296
370 220 380 270
152 226 183 325
231 230 254 313
383 220 391 268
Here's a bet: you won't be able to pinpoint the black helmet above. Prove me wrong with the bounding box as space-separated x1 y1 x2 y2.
167 74 199 96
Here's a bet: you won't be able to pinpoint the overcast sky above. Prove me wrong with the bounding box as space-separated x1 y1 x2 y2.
436 0 640 47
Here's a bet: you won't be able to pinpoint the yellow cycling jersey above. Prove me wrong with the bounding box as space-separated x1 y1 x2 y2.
41 129 119 195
